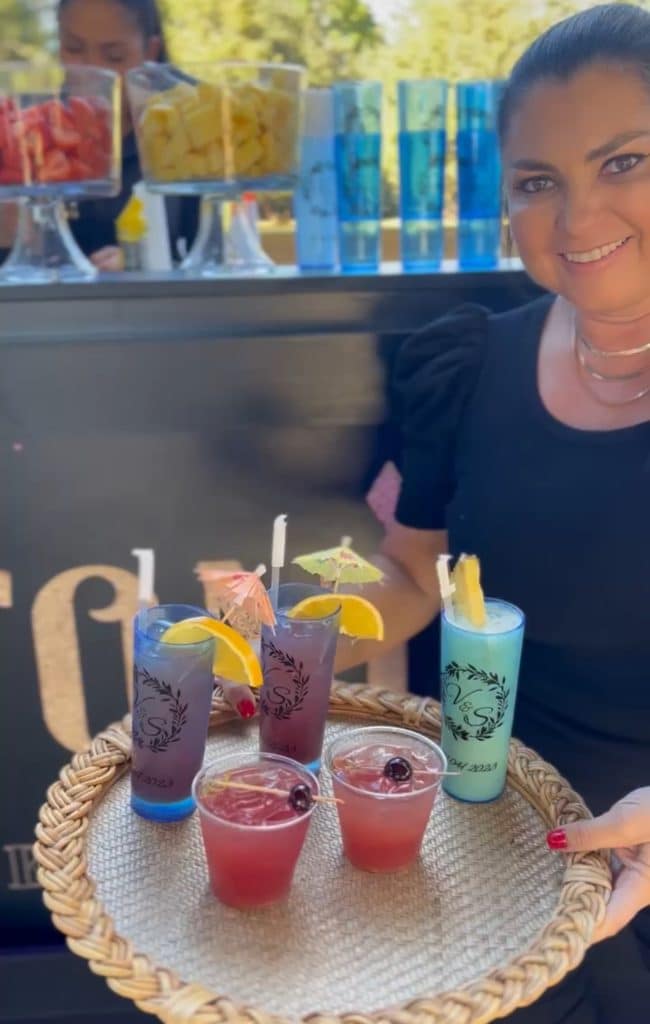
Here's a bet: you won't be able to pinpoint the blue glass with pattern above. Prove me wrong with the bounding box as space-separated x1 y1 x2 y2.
333 81 382 273
398 79 448 270
456 81 504 269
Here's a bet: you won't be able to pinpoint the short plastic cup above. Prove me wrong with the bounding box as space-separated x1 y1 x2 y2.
326 725 446 872
193 752 319 908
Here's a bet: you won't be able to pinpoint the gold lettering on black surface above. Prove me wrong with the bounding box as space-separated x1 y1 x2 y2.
31 566 149 751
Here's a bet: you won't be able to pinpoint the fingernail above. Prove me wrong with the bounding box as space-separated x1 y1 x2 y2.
236 699 256 720
546 828 568 850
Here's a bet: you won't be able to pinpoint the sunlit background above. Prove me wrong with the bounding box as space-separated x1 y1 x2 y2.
3 0 648 221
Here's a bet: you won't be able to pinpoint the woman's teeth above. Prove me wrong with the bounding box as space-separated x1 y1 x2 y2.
563 238 628 263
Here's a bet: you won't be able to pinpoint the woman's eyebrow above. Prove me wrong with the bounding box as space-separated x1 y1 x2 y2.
586 129 650 161
509 129 650 172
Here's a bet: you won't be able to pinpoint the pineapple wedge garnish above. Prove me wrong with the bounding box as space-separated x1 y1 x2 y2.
452 554 486 627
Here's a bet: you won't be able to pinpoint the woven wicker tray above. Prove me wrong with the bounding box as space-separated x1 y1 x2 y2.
34 683 611 1024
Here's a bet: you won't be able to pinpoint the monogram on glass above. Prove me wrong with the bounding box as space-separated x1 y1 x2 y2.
440 599 525 802
131 604 216 822
398 79 448 271
455 80 504 269
293 88 338 271
333 81 382 272
259 583 340 772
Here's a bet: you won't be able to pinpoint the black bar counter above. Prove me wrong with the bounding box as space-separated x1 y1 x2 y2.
0 263 542 1020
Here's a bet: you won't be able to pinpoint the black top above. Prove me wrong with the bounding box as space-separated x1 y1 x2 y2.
69 133 200 260
395 294 650 816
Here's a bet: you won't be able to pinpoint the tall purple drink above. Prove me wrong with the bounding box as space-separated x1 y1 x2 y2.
259 583 340 772
131 604 215 822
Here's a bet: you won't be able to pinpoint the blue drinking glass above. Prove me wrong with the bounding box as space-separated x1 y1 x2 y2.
333 81 382 273
398 79 448 271
293 88 338 271
456 81 504 269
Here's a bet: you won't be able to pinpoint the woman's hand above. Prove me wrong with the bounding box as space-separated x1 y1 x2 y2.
547 787 650 941
90 245 124 272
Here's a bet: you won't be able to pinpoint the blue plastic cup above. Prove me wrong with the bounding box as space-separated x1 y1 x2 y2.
456 81 504 269
398 79 448 271
333 81 382 273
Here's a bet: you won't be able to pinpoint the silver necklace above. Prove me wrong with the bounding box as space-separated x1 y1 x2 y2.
573 331 650 406
578 331 650 359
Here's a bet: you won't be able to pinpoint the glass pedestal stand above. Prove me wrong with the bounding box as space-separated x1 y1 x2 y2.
0 197 95 284
179 192 274 277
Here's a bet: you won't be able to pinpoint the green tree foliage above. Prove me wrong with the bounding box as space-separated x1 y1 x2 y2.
0 0 49 61
160 0 383 77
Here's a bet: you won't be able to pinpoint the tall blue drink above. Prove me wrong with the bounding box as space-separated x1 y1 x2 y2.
456 81 504 269
131 604 215 822
440 599 524 802
333 81 382 272
398 79 447 270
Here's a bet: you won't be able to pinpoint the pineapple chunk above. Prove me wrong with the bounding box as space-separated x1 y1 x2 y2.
452 554 486 627
142 132 170 174
204 141 224 177
184 151 208 177
234 136 264 175
141 102 178 136
184 103 221 149
166 118 191 164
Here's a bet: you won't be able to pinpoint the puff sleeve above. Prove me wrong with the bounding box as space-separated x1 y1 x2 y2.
394 304 488 530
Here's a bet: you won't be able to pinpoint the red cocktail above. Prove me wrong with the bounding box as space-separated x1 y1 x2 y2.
193 753 319 908
327 726 446 872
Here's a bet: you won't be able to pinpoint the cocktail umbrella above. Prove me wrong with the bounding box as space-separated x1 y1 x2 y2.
195 563 276 628
292 537 384 591
194 563 275 721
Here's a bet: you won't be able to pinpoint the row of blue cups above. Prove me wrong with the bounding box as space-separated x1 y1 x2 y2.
293 79 504 274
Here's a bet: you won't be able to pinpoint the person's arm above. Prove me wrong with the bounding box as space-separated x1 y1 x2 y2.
335 522 447 671
547 787 650 941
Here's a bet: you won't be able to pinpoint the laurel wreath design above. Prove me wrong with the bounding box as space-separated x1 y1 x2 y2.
441 661 509 742
132 666 189 753
259 639 311 720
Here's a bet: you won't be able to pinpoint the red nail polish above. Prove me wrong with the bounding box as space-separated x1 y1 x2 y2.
546 828 568 850
236 699 256 720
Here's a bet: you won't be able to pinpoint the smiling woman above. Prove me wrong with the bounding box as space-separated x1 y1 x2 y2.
337 5 650 1022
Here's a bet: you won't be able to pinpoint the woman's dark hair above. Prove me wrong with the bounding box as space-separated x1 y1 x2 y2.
498 3 650 144
58 0 170 62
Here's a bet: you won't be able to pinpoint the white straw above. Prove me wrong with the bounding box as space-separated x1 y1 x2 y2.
131 548 155 610
269 514 287 610
435 554 455 621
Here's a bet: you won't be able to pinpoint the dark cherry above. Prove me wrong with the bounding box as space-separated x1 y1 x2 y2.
383 756 413 782
288 782 314 814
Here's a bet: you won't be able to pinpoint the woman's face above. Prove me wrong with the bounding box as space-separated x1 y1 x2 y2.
503 63 650 319
59 0 160 78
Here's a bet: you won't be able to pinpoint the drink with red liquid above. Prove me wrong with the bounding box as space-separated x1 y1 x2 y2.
259 583 340 772
192 753 319 908
327 726 446 872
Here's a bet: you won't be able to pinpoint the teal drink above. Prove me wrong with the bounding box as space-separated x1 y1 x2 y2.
440 599 524 802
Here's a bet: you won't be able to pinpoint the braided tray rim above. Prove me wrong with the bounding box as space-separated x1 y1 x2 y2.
34 683 611 1024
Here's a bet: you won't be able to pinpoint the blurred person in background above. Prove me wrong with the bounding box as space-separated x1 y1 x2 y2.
0 0 199 270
